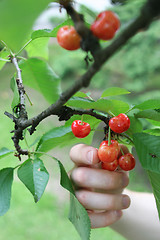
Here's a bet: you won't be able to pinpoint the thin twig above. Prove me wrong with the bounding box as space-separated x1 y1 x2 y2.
11 56 28 120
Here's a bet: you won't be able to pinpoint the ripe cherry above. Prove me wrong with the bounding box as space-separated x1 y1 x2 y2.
118 153 136 171
109 113 130 134
57 25 81 50
71 120 91 138
98 140 120 163
101 159 118 171
91 11 120 40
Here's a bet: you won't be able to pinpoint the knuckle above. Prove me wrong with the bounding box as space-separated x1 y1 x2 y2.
76 190 87 204
72 168 87 186
104 173 118 189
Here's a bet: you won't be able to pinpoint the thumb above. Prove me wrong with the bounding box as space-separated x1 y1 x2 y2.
70 144 100 166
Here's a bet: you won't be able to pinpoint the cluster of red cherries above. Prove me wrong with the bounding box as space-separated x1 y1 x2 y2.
57 10 120 50
71 114 136 172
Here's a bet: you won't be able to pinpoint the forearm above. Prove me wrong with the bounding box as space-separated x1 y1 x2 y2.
111 189 160 240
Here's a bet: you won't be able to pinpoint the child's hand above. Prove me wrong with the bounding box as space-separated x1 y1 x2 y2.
69 144 130 228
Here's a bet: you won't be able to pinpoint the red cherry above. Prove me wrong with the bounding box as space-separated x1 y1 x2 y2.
90 11 120 40
101 159 118 171
109 113 130 134
98 140 120 163
118 153 136 171
57 26 81 50
71 120 91 138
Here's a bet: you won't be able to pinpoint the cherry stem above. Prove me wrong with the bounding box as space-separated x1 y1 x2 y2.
108 127 111 146
120 147 125 156
81 114 84 125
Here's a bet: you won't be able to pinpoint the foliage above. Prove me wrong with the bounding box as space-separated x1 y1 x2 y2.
0 0 160 240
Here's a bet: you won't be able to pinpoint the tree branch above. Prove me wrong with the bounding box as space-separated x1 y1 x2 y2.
10 56 29 158
6 0 160 157
11 56 28 120
21 0 160 131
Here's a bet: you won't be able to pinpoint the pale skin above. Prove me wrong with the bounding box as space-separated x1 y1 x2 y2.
69 144 160 240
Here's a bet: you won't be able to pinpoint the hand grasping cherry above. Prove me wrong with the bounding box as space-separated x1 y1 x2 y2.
71 113 135 171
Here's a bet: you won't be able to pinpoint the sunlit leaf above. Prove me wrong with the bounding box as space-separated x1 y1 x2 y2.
134 99 160 110
101 87 130 98
19 58 61 104
25 38 49 60
0 49 10 70
31 19 73 39
0 148 14 160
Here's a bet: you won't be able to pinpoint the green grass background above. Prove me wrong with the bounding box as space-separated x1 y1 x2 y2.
0 181 125 240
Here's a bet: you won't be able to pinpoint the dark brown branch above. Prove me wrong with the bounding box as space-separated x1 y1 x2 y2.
57 106 108 123
20 0 160 132
9 56 29 158
65 5 101 56
4 111 16 121
5 0 160 157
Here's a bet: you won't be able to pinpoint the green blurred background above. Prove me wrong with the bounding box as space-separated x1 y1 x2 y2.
0 0 159 239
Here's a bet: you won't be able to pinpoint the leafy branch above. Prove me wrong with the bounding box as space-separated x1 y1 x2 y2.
4 0 160 158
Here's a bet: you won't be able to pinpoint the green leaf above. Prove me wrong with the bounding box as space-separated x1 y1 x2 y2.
17 158 49 202
126 116 143 137
36 115 101 156
0 49 10 70
19 58 61 104
144 128 160 136
36 125 72 155
135 109 160 122
25 38 49 60
147 119 160 127
134 99 160 110
0 0 52 51
0 168 14 216
66 97 96 109
54 157 91 240
73 91 89 98
133 133 160 173
101 87 130 98
0 148 14 159
147 171 160 220
10 76 20 111
31 29 52 40
66 97 129 115
109 99 130 115
31 19 73 40
57 160 75 195
69 194 91 240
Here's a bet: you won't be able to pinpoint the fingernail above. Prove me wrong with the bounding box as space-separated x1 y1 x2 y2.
122 174 129 188
87 151 93 164
122 195 130 208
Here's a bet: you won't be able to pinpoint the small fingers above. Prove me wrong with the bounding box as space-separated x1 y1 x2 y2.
76 190 130 211
71 167 129 191
70 144 99 166
88 210 123 229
